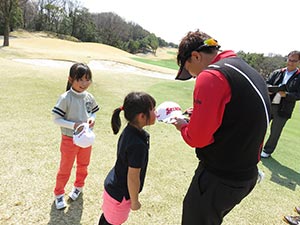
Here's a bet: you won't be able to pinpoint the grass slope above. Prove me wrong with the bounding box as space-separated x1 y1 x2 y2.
0 31 299 225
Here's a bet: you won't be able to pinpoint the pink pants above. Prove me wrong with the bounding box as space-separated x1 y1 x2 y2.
102 190 131 225
54 135 92 196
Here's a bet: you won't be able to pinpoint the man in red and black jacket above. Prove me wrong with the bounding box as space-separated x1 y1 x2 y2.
173 30 271 225
261 50 300 158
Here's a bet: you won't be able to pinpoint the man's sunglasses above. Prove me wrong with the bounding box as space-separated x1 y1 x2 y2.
180 38 221 66
193 38 220 52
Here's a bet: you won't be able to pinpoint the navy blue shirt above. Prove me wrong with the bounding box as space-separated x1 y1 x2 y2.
104 124 150 202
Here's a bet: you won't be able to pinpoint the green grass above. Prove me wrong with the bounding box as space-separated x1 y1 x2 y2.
1 36 300 225
131 57 179 70
166 51 176 55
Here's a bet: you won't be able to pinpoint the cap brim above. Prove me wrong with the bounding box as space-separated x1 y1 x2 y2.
175 67 192 80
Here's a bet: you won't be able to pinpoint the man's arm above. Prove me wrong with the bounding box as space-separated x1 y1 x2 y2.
177 70 231 148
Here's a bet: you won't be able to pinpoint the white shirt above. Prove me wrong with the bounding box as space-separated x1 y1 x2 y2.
282 69 296 84
272 68 297 104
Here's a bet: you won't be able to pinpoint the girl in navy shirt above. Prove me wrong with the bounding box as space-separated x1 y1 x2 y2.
98 92 156 225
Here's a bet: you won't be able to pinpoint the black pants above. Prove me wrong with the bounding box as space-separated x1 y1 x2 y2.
263 104 288 154
182 162 257 225
98 214 113 225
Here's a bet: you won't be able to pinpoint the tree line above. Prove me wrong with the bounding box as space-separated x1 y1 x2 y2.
237 51 286 78
0 0 288 77
0 0 176 54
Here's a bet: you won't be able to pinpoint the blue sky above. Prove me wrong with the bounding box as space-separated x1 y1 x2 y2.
82 0 300 56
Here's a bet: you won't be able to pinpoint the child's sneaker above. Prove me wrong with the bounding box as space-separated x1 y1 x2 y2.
68 187 82 201
55 194 67 210
283 215 300 225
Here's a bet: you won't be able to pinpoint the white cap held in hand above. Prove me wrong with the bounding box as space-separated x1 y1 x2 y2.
73 123 95 148
156 101 185 124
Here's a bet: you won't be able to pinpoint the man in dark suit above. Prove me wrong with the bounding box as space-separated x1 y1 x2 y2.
261 50 300 158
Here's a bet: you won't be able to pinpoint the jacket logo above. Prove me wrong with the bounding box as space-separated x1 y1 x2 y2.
194 99 202 104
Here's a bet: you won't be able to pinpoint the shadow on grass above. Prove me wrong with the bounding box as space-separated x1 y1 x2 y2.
48 194 84 225
261 157 300 190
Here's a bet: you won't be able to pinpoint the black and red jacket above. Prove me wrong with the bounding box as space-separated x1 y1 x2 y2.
180 51 271 181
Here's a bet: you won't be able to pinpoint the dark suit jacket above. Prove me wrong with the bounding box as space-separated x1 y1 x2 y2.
267 68 300 118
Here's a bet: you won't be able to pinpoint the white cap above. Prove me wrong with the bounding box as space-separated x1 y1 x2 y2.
156 101 184 123
73 123 95 148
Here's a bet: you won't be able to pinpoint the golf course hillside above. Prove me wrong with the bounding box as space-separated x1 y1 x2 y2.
2 30 178 75
1 30 300 225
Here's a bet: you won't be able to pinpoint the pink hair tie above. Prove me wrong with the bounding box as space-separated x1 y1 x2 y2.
120 106 124 111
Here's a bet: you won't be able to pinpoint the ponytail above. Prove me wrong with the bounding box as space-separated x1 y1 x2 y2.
111 107 123 134
112 92 156 134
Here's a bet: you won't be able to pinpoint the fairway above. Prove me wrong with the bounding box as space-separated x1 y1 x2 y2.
0 31 300 225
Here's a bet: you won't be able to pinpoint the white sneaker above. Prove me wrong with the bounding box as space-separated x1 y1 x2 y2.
68 187 82 201
261 151 270 158
55 194 67 210
257 169 265 183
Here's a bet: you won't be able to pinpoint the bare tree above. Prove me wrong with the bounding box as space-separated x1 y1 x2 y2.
0 0 17 46
19 0 38 29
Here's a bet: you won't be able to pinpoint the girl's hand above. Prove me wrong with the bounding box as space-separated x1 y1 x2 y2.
73 122 82 130
73 122 84 134
87 118 95 128
130 200 141 211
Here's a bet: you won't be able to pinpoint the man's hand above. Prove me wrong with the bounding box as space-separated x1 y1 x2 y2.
173 117 188 131
183 107 193 117
279 91 286 97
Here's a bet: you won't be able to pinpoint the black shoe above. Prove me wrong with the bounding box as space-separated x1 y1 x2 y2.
283 215 300 225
